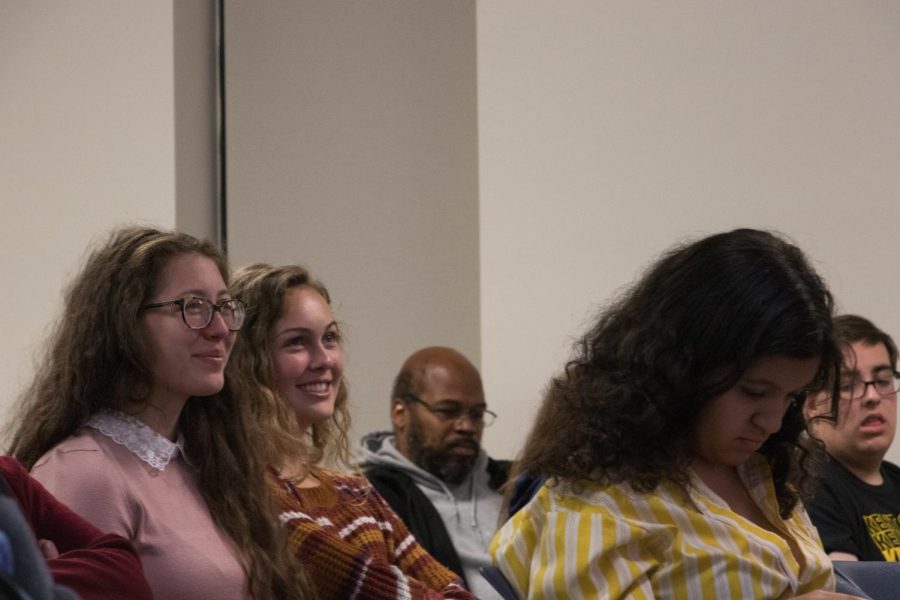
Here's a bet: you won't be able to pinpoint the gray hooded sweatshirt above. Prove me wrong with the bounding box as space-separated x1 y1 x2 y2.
357 431 504 600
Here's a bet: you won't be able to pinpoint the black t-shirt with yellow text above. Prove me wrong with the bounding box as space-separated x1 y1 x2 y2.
808 456 900 561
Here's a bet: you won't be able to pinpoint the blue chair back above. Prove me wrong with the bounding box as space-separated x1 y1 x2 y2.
833 561 900 600
479 565 521 600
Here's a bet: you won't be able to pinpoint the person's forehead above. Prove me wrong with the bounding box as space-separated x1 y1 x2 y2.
843 341 891 372
419 363 485 404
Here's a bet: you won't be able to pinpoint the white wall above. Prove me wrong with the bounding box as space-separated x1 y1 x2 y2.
223 1 480 441
0 1 177 427
6 1 900 469
477 2 900 463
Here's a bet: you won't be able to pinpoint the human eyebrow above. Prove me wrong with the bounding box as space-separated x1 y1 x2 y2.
740 377 814 397
433 400 486 410
431 400 464 409
274 326 312 341
738 377 777 389
172 289 231 301
840 369 860 380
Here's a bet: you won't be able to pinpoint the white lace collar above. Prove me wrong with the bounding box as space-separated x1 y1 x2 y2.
86 412 188 471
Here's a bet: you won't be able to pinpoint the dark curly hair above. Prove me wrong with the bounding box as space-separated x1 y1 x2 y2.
514 228 842 519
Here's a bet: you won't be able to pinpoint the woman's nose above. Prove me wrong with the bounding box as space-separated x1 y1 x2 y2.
201 311 229 338
752 400 789 435
309 344 335 369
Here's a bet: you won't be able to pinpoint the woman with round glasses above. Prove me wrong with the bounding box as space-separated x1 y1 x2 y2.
228 263 475 599
7 226 314 599
492 229 865 600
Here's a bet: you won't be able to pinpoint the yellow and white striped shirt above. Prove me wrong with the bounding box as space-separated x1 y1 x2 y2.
491 454 833 599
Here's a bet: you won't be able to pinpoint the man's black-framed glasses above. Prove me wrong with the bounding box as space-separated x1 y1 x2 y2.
839 371 900 400
143 296 246 331
403 394 497 427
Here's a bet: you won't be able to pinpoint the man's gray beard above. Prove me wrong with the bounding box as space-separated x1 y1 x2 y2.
407 413 478 485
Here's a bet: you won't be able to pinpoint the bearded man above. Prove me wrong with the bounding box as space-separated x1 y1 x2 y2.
359 347 510 600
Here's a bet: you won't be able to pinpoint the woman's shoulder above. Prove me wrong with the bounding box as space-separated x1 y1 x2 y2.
34 428 114 466
531 477 687 521
31 428 138 493
495 479 685 564
313 468 375 498
0 456 27 480
314 468 369 488
0 457 32 502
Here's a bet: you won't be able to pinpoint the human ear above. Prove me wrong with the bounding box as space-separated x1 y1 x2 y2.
802 391 827 420
390 399 408 430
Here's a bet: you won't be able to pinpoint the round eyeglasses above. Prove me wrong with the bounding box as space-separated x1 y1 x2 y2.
143 296 246 331
838 371 900 400
403 394 497 427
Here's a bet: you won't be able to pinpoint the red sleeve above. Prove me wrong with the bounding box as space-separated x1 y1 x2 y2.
0 456 153 600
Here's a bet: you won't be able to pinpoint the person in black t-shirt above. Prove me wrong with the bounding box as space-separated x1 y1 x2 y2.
805 314 900 561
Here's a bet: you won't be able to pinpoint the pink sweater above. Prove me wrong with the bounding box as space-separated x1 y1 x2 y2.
32 423 248 600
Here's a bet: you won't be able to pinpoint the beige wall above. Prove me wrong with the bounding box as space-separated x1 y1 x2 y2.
223 1 481 442
0 1 177 426
6 1 900 469
477 2 900 463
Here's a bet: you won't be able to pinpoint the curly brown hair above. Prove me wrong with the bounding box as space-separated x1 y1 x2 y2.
6 226 314 599
514 228 842 519
228 263 353 473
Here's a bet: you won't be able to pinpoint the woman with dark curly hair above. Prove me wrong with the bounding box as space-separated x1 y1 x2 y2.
491 229 863 599
228 263 475 599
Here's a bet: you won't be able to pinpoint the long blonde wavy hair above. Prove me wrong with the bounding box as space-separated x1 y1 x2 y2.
228 263 354 474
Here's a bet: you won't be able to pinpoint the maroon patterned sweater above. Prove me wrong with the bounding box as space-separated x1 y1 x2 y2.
271 468 476 599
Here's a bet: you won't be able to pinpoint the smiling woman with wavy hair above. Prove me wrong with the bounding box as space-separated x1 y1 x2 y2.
7 226 314 599
492 229 851 600
229 263 475 600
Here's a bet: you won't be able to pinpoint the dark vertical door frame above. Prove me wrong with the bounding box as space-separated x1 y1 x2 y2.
215 0 228 254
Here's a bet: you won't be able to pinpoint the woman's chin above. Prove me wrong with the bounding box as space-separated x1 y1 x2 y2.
291 405 336 430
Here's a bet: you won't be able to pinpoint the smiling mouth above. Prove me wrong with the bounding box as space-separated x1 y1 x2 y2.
298 382 331 395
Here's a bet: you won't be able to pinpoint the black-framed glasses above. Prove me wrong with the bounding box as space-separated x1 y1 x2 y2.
838 371 900 400
403 394 497 427
143 297 246 331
